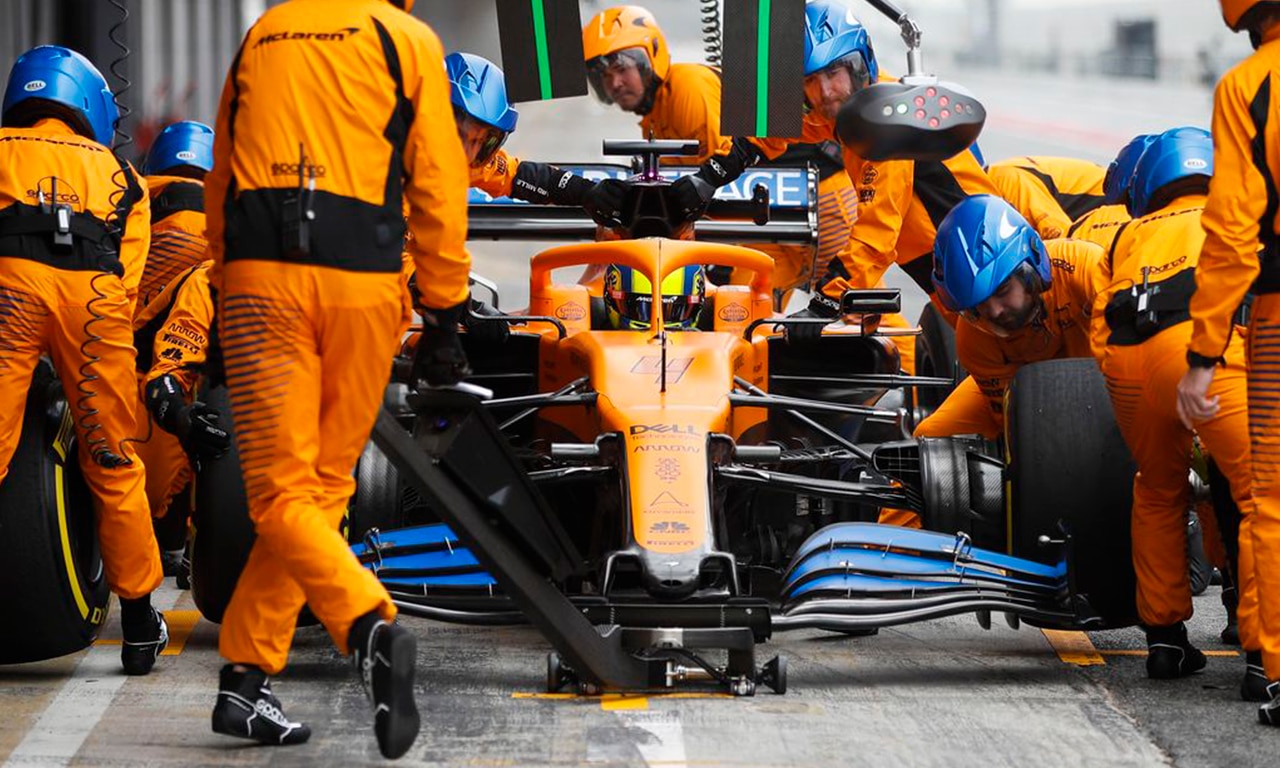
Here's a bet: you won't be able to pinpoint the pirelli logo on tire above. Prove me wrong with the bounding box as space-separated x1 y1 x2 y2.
51 406 74 464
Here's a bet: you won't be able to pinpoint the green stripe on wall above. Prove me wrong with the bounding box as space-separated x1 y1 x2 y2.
755 0 772 136
531 0 552 100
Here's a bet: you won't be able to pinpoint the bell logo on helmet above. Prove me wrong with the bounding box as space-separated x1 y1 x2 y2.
23 80 46 92
176 150 197 161
1184 158 1209 170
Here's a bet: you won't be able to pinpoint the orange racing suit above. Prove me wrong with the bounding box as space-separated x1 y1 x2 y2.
0 117 162 600
1095 194 1259 640
1067 203 1131 254
136 174 207 312
916 238 1110 439
987 156 1106 241
133 260 213 519
1185 24 1280 680
206 0 471 674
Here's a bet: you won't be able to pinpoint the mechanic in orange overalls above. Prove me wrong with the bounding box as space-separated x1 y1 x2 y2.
987 156 1106 241
131 122 223 575
1066 134 1154 253
661 0 1002 334
204 0 469 755
136 121 213 311
876 195 1108 528
0 46 166 674
450 52 614 214
1095 127 1265 688
135 259 226 568
921 195 1109 441
581 3 916 371
1177 0 1280 721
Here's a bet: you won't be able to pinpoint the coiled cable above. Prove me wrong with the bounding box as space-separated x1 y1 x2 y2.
702 0 722 67
76 0 137 468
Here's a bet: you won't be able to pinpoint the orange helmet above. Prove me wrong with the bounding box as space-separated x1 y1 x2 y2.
582 6 670 81
1220 0 1280 30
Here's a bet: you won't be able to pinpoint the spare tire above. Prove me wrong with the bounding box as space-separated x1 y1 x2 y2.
912 302 966 425
189 384 254 624
348 437 408 544
1005 358 1138 628
0 360 110 663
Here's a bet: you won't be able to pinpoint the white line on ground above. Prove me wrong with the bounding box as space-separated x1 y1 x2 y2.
4 589 184 767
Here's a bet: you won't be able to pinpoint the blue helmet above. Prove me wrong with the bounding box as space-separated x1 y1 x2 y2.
932 194 1051 314
1127 126 1214 218
2 45 118 147
1103 133 1156 207
802 0 878 82
143 121 214 176
446 52 518 134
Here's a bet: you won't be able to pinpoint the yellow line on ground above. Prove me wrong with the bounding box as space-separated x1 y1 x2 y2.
600 694 650 710
95 610 201 656
1097 649 1240 658
1041 629 1106 665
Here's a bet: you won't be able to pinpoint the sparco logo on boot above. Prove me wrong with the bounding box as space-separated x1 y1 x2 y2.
255 27 360 47
25 177 83 210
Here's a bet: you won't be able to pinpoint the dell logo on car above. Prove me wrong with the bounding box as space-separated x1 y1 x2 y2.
23 80 46 92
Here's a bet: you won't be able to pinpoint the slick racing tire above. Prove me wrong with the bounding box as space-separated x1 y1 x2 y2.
1006 359 1138 628
0 360 110 663
348 438 407 545
912 303 965 425
190 384 255 624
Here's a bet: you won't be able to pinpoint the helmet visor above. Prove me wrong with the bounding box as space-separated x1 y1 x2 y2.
960 265 1042 338
608 290 703 329
585 48 653 106
454 110 509 167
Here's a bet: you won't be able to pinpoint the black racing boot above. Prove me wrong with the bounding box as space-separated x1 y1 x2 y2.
1145 622 1207 679
1259 680 1280 726
120 599 168 676
1221 586 1241 646
211 665 311 745
1243 651 1272 702
350 613 420 760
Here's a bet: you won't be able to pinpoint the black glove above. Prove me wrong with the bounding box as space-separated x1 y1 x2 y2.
511 162 594 207
463 298 510 345
414 301 472 388
784 292 841 344
583 178 629 228
670 173 718 223
145 374 230 458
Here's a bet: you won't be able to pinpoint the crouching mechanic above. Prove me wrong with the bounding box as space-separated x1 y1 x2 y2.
1094 126 1264 687
919 195 1109 441
0 46 167 673
1177 0 1280 722
136 121 215 310
450 51 614 216
204 0 472 756
876 195 1108 528
134 260 228 567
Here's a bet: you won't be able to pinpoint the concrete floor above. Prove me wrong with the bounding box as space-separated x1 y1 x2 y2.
1 581 1276 767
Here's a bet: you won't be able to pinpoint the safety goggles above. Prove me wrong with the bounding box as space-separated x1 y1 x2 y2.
585 48 653 105
454 110 509 167
609 290 703 328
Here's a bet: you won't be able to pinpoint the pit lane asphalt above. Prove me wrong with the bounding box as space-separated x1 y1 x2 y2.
1 580 1275 767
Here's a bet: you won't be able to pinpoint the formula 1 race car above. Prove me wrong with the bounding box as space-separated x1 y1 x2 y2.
339 139 1139 696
